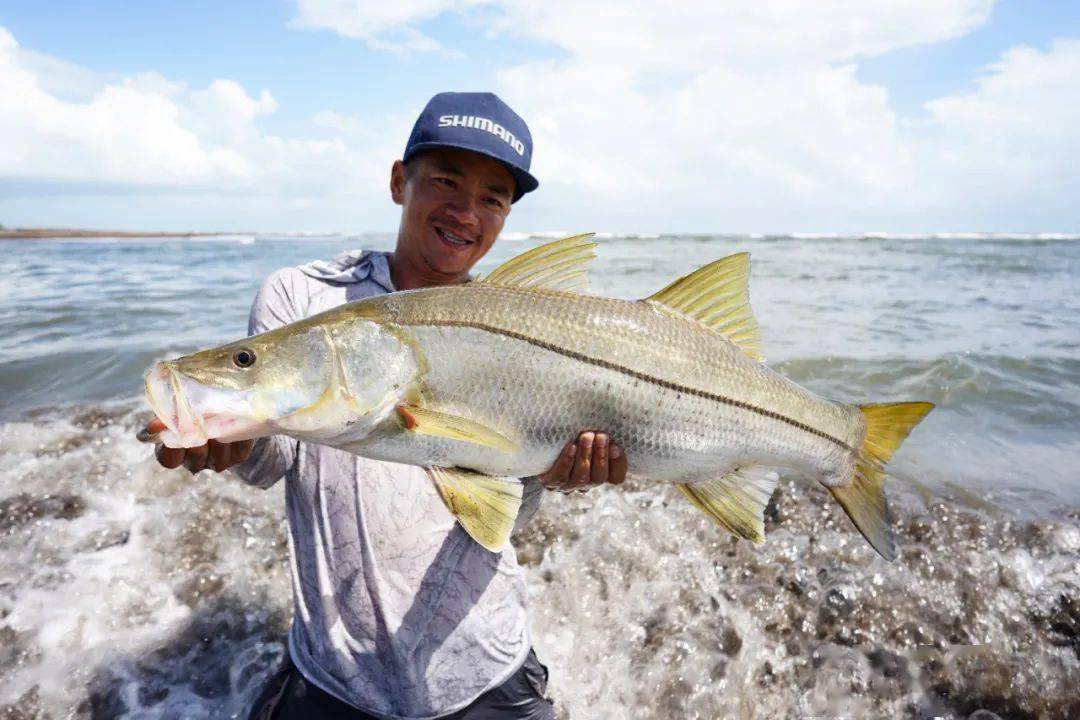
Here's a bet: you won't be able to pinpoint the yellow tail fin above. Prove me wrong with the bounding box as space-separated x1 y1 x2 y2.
830 401 934 561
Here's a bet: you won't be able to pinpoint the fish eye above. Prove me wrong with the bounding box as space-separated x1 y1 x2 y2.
232 348 257 368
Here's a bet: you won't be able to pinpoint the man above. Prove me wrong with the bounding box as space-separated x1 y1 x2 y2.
150 92 627 719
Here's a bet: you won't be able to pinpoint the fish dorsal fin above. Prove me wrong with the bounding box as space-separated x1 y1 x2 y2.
644 252 764 361
677 465 778 542
477 233 597 292
429 466 523 552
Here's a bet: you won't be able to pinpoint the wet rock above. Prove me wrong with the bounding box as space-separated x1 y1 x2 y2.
0 493 86 532
0 625 39 678
78 527 130 553
1031 593 1079 658
0 686 43 720
175 574 226 608
968 711 1003 720
512 512 581 567
762 492 783 530
72 407 126 431
866 647 911 682
641 608 673 649
86 677 129 719
514 542 544 567
718 624 742 657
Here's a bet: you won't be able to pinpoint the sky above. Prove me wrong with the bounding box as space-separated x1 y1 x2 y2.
1 0 1079 234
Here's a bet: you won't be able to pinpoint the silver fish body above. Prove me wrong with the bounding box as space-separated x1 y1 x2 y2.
343 285 860 487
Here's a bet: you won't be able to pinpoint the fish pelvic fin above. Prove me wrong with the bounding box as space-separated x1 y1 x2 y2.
831 401 935 561
644 252 763 361
429 467 522 552
396 404 518 453
476 233 597 292
678 465 778 542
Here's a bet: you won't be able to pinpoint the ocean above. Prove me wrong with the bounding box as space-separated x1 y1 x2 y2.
1 233 1077 718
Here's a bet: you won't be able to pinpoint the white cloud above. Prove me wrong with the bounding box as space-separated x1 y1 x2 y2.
0 25 397 211
3 2 1080 232
493 0 991 66
287 0 1078 232
291 0 485 52
916 39 1080 224
468 0 994 231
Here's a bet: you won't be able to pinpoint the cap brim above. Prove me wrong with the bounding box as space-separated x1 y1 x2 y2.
404 141 539 203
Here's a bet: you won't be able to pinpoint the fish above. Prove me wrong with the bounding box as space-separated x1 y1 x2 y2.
142 234 933 558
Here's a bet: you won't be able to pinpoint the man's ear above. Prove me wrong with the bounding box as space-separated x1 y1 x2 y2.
390 159 408 206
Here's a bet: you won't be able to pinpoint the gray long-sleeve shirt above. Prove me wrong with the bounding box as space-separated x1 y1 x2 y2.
233 250 544 719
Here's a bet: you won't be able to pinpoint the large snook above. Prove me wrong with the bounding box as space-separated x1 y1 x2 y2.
143 235 933 557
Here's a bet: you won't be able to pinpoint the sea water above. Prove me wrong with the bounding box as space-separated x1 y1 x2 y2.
1 234 1077 718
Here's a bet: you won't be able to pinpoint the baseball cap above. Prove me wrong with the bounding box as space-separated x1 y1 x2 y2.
403 92 539 202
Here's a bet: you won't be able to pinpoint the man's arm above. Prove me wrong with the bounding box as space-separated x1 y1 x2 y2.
152 269 303 487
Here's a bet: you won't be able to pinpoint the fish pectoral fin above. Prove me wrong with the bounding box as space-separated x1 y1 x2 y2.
644 252 764 361
678 466 778 542
429 467 523 552
396 404 518 453
476 233 597 293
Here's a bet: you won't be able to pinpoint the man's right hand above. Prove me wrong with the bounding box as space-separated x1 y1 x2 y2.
145 417 255 474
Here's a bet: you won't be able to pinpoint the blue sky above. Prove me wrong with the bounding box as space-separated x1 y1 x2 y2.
0 1 560 143
856 1 1080 116
1 1 1079 233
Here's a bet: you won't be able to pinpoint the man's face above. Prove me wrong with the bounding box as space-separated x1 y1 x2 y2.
391 148 515 281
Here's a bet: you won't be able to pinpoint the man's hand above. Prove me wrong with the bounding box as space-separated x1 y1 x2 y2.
538 431 627 494
144 418 255 474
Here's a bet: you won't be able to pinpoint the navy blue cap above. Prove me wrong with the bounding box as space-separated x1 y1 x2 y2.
403 92 538 202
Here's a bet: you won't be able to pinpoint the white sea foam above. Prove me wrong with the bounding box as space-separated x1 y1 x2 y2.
0 404 1076 718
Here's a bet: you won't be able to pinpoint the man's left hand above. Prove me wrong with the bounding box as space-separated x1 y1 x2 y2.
538 431 627 493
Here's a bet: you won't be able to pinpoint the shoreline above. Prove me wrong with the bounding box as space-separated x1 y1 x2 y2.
0 228 242 239
4 228 1080 241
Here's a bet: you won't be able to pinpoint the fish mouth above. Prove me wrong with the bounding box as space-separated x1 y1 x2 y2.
144 362 270 449
144 362 208 448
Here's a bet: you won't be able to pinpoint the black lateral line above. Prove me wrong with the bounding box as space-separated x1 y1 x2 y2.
413 319 854 452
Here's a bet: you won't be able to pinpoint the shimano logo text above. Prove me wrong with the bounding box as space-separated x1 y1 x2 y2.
438 115 526 156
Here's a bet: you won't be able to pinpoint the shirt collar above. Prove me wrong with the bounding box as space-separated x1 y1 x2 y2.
367 251 396 292
297 249 395 291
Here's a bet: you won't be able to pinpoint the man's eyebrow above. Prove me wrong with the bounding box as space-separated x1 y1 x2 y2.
484 181 512 198
431 159 464 176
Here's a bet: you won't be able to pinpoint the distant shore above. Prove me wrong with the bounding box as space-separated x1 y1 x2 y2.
0 228 242 239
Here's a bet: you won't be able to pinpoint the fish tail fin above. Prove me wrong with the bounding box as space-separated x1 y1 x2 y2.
829 401 934 561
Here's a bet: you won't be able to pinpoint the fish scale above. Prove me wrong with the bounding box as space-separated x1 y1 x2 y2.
350 287 858 485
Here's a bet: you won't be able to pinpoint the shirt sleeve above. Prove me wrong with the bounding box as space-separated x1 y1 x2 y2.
512 476 545 533
231 269 304 490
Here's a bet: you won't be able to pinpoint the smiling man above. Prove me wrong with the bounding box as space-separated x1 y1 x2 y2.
151 92 627 720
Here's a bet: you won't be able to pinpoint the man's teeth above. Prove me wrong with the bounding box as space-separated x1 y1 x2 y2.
438 228 471 246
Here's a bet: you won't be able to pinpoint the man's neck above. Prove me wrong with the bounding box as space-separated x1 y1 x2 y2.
388 250 469 291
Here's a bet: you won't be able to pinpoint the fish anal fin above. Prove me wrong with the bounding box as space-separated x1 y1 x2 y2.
678 466 778 542
396 404 518 453
429 467 522 552
830 401 935 561
644 252 764 361
477 233 597 292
